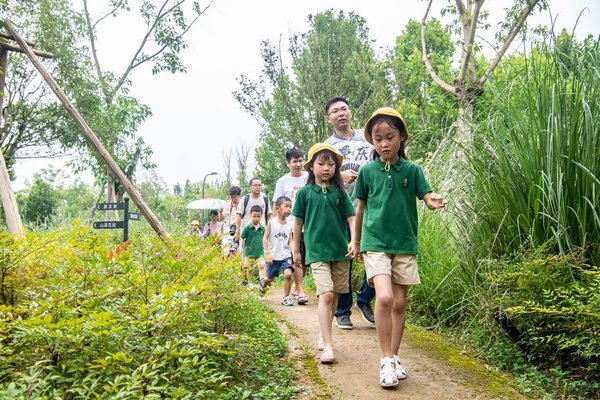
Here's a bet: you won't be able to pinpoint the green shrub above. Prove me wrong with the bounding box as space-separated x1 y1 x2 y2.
440 36 600 399
484 248 600 398
0 228 298 399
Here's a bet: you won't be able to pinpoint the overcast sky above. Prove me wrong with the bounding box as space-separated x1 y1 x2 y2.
12 0 599 192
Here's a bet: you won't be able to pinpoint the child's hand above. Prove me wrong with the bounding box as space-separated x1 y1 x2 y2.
292 251 302 268
425 193 447 211
265 254 273 265
346 241 360 260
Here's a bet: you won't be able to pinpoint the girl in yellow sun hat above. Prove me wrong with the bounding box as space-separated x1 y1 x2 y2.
351 107 447 387
291 143 358 364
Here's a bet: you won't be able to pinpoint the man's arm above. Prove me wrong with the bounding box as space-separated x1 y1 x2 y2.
263 222 272 265
234 213 242 242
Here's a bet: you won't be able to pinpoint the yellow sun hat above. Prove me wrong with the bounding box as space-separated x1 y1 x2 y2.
303 142 344 170
364 107 409 145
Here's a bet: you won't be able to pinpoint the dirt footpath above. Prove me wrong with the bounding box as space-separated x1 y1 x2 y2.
260 288 527 400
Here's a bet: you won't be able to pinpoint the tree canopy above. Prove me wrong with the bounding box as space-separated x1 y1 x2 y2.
234 10 391 191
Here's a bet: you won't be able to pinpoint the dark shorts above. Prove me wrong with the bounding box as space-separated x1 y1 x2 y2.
266 258 294 279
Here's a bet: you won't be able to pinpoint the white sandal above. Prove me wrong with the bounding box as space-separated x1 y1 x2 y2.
320 347 335 364
317 333 324 351
393 355 407 380
380 357 399 387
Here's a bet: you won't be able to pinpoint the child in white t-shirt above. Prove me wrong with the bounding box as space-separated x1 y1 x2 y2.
272 148 309 305
260 196 295 306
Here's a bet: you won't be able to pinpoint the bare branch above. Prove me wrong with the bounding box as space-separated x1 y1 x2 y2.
456 0 483 85
0 32 34 46
455 0 466 16
111 6 161 97
478 0 541 86
14 152 74 160
91 0 127 29
112 0 212 98
83 0 109 101
421 0 456 95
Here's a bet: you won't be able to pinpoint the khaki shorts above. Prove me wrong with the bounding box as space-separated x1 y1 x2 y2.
310 260 350 295
363 252 420 287
243 257 265 273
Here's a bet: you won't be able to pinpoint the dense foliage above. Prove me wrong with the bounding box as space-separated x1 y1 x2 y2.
408 35 600 399
2 3 598 399
0 229 298 399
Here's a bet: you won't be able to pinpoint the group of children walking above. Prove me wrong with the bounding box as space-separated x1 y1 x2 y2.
228 99 447 388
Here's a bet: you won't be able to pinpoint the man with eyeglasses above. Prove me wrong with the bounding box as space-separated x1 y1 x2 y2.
234 177 272 244
232 177 272 285
324 96 376 330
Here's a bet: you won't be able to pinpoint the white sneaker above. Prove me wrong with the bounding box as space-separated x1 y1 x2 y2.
379 357 399 387
393 355 407 380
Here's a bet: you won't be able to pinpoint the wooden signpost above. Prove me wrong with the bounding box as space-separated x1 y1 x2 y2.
93 198 141 242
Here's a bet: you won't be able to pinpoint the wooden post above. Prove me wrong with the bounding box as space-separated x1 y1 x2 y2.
3 20 170 240
0 48 24 236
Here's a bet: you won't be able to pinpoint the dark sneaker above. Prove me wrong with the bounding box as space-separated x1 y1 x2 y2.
356 302 375 325
335 314 353 330
258 279 267 295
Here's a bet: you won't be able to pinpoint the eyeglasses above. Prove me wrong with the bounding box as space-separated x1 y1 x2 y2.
327 106 350 116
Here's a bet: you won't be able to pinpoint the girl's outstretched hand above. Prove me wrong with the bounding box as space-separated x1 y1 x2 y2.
425 193 448 211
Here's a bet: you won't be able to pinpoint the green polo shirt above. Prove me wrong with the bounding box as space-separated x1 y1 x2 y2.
292 184 355 264
241 223 265 257
353 158 432 255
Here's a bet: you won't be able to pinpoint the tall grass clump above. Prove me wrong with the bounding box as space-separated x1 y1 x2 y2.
409 205 468 327
465 39 599 265
458 37 600 398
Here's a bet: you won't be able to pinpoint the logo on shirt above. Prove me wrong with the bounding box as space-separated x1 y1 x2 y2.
337 144 371 167
290 186 302 201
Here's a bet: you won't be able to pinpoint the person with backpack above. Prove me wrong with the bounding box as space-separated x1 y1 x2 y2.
233 177 272 249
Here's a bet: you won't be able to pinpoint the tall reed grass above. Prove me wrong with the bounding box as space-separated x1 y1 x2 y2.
464 42 599 266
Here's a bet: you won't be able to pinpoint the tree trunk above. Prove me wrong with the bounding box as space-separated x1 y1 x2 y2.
454 96 476 155
0 49 24 237
0 151 23 236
